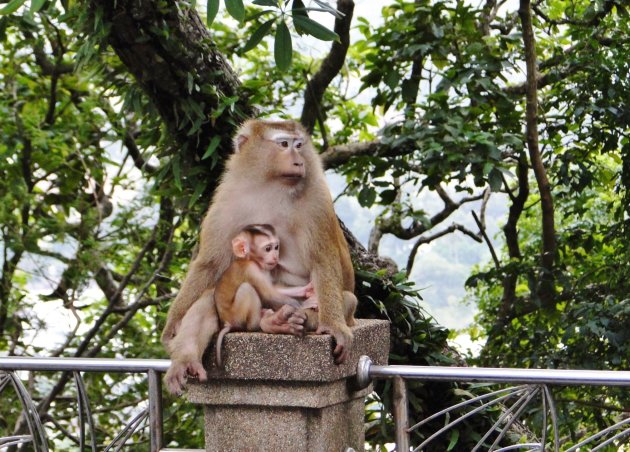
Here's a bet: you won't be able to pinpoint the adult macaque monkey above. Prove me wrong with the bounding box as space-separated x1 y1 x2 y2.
214 224 311 366
162 119 358 392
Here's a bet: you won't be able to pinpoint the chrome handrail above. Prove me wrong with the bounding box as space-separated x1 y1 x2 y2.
0 356 171 452
357 356 630 452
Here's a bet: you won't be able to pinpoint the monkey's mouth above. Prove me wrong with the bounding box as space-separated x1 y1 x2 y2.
280 174 304 183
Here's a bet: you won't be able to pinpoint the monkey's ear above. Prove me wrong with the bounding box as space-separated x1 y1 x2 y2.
232 236 249 258
234 134 248 152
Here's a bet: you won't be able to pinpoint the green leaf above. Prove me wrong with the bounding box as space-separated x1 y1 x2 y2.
206 0 219 26
202 136 221 160
242 18 275 52
292 15 338 41
274 20 292 71
291 0 308 34
253 0 277 6
225 0 245 22
488 167 503 192
188 182 207 209
172 157 182 191
0 0 26 15
358 186 377 207
446 428 460 451
30 0 46 12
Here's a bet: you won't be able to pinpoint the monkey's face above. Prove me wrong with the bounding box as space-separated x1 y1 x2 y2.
265 132 306 185
252 234 280 271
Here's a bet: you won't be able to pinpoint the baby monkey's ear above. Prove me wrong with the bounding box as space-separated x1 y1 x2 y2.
231 233 250 258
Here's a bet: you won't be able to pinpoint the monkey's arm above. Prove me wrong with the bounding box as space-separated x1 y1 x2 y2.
276 281 313 298
246 264 302 310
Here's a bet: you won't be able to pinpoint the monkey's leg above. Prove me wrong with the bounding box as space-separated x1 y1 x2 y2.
343 291 358 327
164 289 219 395
231 282 263 331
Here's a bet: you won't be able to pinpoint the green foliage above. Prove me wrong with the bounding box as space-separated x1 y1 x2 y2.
203 0 339 71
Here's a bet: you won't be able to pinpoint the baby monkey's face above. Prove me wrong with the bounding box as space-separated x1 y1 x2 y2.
252 234 280 271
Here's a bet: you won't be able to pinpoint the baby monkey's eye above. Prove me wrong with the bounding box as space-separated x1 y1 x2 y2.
265 245 272 252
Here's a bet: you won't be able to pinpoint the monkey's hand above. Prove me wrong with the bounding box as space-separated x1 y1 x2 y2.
316 322 353 364
303 281 315 299
164 359 208 396
260 305 306 336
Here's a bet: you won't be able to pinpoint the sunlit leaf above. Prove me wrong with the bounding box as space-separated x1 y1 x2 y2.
225 0 245 22
206 0 219 26
0 0 26 15
30 0 46 13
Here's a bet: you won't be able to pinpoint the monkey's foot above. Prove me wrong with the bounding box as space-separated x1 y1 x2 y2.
260 305 305 336
316 323 353 364
164 360 207 395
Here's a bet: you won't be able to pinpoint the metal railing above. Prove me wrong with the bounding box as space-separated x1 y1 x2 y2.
357 356 630 451
3 355 630 451
0 356 170 451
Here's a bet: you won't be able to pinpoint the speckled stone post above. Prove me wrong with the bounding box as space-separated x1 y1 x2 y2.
186 319 389 452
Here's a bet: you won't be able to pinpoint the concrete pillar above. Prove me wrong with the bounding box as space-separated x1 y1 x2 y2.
186 319 389 452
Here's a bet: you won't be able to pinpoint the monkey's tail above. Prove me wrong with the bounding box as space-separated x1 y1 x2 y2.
215 325 231 367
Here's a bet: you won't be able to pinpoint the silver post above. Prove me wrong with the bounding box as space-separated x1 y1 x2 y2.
393 375 409 452
147 370 164 452
356 355 373 389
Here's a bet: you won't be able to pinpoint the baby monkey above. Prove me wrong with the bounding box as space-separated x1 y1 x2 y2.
214 224 314 366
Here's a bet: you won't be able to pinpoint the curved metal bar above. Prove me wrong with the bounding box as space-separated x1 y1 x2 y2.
0 435 34 448
488 387 540 451
493 444 542 451
543 385 559 451
566 416 630 451
540 384 548 451
472 386 540 452
7 372 49 451
0 373 10 393
412 390 524 452
103 408 148 452
409 385 528 432
73 371 97 452
590 426 630 451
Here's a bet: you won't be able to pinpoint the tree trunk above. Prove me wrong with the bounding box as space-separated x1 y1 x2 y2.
519 0 556 307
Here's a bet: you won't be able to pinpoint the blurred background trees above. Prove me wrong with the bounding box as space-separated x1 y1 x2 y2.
1 0 628 448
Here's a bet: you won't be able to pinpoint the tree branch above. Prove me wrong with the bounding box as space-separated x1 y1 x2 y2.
406 223 482 277
300 0 355 134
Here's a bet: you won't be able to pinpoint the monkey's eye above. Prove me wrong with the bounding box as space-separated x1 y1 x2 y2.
295 141 303 149
265 245 273 252
280 140 289 148
274 244 279 250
